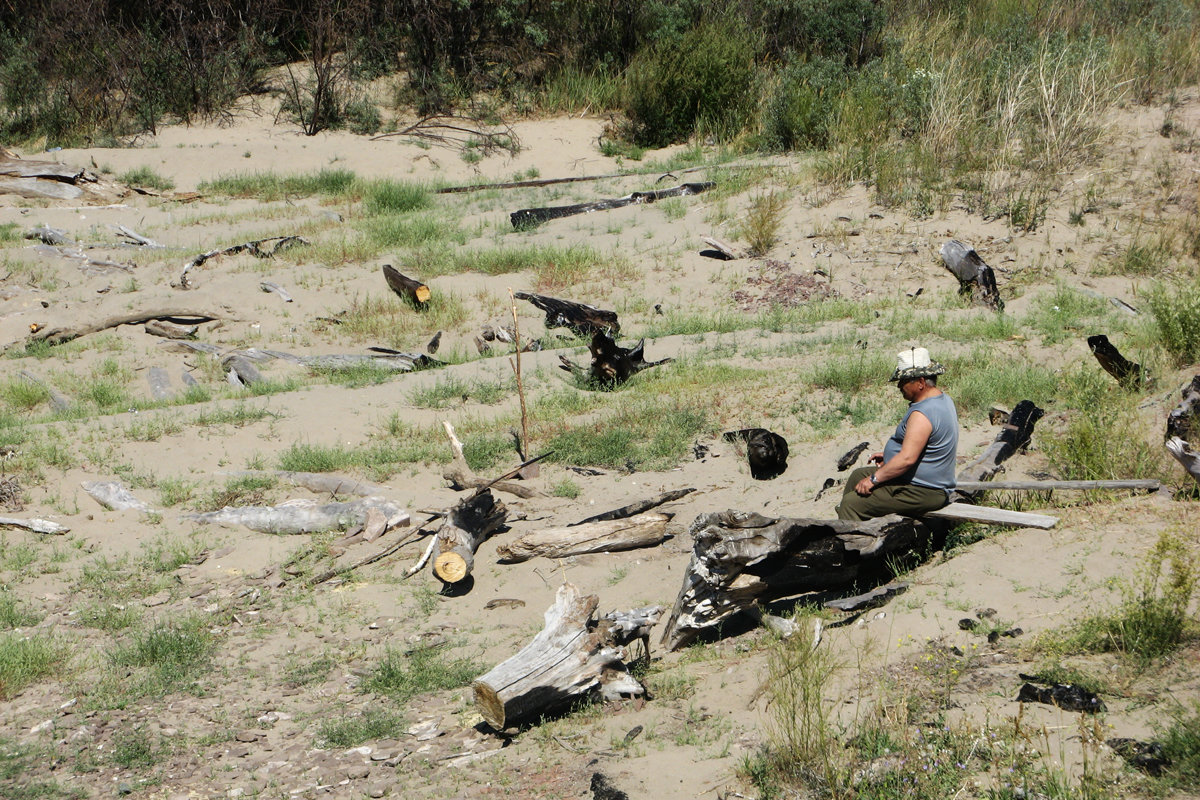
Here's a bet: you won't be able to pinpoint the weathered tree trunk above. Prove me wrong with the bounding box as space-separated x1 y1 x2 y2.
510 182 714 229
1088 334 1145 389
660 511 928 651
1166 375 1200 487
382 265 431 307
495 512 673 563
514 292 619 338
939 239 1004 311
473 583 663 729
954 399 1044 491
432 489 508 585
558 331 672 388
31 308 229 346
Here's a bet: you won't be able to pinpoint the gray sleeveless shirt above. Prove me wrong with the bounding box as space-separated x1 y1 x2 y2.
882 392 959 497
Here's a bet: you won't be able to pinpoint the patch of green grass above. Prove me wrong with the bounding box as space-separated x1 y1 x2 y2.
1145 275 1200 366
806 352 893 393
948 355 1059 416
550 478 580 498
0 736 85 799
106 615 215 698
0 376 50 411
360 212 465 250
1022 284 1117 345
543 399 711 471
415 243 630 291
335 292 468 350
0 222 20 242
408 375 515 408
364 644 482 703
313 362 401 388
277 443 357 473
198 169 357 201
463 432 515 472
316 708 407 748
362 179 432 215
77 602 140 631
192 403 276 427
116 166 174 192
0 592 41 629
0 633 66 699
283 651 337 688
198 473 277 512
109 725 163 769
1160 701 1200 789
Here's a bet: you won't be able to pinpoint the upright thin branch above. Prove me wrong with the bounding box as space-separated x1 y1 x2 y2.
509 288 530 458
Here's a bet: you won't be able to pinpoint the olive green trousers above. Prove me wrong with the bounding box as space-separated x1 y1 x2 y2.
834 467 949 521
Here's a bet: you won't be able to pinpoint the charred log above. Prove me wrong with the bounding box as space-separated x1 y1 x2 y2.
559 331 671 389
514 292 619 338
1088 334 1146 389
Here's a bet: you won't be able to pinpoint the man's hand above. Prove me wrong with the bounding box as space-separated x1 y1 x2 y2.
869 452 884 465
854 474 876 496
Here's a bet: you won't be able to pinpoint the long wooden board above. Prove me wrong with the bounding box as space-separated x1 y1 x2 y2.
926 503 1057 529
956 479 1161 492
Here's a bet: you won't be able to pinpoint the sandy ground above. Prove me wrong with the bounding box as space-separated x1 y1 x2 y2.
1 88 1199 800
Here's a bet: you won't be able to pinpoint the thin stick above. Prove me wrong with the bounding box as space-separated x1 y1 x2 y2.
404 536 439 579
307 529 423 587
508 288 530 459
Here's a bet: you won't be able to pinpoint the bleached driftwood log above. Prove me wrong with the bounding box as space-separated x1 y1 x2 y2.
571 487 695 526
0 516 70 535
473 583 664 729
939 239 1004 311
1166 375 1200 487
82 481 152 512
185 497 408 534
558 331 672 388
432 490 508 584
31 308 231 346
495 512 673 563
660 511 927 651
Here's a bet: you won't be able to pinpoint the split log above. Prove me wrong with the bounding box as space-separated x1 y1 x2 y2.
382 265 431 307
723 429 789 480
511 182 715 229
571 487 695 526
1087 335 1145 389
441 421 541 499
31 308 230 346
178 236 307 288
473 583 662 729
558 331 671 389
661 511 928 650
514 292 619 338
0 516 70 535
495 512 673 563
432 489 508 584
939 240 1004 312
954 399 1044 491
184 497 409 535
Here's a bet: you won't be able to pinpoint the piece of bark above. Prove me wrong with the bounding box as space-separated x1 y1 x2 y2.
144 319 199 339
495 512 672 563
939 239 1004 311
0 516 70 535
382 265 431 307
571 488 695 526
32 308 229 346
510 182 715 229
661 511 928 650
432 490 508 584
178 236 307 288
514 292 619 338
836 441 871 471
185 497 409 535
260 281 293 302
559 331 671 389
1087 334 1145 389
700 236 738 260
473 583 658 729
955 399 1045 491
723 428 789 480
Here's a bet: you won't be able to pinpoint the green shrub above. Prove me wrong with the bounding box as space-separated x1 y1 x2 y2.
365 645 482 702
623 20 759 147
362 180 432 215
0 633 65 699
316 709 406 748
1146 277 1200 365
761 58 848 151
117 166 174 192
1161 701 1200 788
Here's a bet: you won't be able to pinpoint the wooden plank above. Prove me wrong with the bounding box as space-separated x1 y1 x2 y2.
926 503 1057 529
956 479 1161 492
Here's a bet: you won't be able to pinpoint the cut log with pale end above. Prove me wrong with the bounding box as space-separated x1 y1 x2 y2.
514 292 619 338
955 399 1044 493
382 265 431 307
495 512 672 563
925 503 1057 529
558 331 671 389
571 488 695 526
473 583 658 729
432 490 508 584
1087 334 1146 389
661 511 928 651
939 239 1004 311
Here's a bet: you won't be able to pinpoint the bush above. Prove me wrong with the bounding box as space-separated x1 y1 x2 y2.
623 19 759 147
1146 277 1200 366
761 57 848 151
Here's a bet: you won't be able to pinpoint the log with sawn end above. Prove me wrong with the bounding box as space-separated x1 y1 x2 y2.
382 265 431 307
432 489 508 585
571 488 695 526
939 239 1004 311
660 511 928 651
495 512 673 563
558 331 671 388
510 182 714 229
1088 334 1146 389
473 583 663 729
514 291 619 338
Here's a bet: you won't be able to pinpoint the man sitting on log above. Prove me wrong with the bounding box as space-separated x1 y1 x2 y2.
836 347 959 521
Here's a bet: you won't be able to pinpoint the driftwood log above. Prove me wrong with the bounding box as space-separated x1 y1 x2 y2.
559 331 672 388
495 512 673 563
30 308 231 346
0 516 71 535
382 265 431 307
514 292 619 338
473 583 663 729
1088 334 1145 389
185 497 409 534
955 399 1045 492
510 182 714 229
432 489 508 584
1166 375 1200 487
0 156 109 201
837 441 871 471
660 511 929 650
723 429 789 480
939 240 1004 312
700 236 738 260
178 236 307 288
571 487 695 526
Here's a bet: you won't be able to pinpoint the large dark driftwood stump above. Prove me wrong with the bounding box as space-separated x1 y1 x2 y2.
473 583 664 729
559 331 672 388
660 511 929 650
514 292 619 338
955 399 1044 491
1088 334 1145 389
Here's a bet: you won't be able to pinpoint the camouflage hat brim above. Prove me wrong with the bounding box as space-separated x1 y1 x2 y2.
889 362 946 382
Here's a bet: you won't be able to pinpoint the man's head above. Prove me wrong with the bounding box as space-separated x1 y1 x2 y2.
889 347 945 385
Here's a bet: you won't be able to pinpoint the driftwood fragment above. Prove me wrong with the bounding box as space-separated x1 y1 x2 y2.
571 488 695 526
956 479 1162 493
1087 334 1145 389
514 292 619 338
223 354 264 386
441 421 541 499
824 581 909 613
558 331 671 389
723 429 789 480
955 400 1044 491
511 182 714 229
32 308 229 346
926 503 1057 529
382 265 431 307
185 497 409 534
939 240 1003 311
178 236 307 288
495 512 672 563
473 583 662 729
260 281 293 302
144 319 199 339
1017 681 1106 713
700 236 738 260
837 441 871 471
1166 375 1200 442
82 480 152 512
25 225 75 246
432 490 508 584
1166 437 1200 487
427 331 442 354
113 225 164 248
33 243 135 274
0 516 71 535
661 511 928 650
